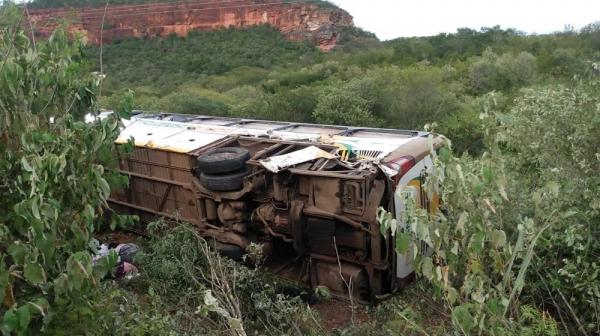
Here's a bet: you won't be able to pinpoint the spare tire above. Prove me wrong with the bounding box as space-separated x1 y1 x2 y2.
200 168 249 191
197 147 250 174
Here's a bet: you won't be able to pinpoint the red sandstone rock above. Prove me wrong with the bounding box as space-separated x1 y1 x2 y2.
26 0 354 50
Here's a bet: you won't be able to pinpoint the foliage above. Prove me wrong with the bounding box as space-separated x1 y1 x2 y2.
153 85 233 116
87 25 320 97
45 282 177 335
311 65 464 129
0 4 134 334
331 279 451 336
469 49 537 93
313 82 376 126
94 23 600 153
387 25 600 66
136 222 321 335
378 69 600 334
501 78 600 334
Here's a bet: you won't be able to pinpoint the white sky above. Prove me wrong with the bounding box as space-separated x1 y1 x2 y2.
330 0 600 40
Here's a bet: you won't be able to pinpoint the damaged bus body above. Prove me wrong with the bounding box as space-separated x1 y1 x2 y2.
108 112 439 303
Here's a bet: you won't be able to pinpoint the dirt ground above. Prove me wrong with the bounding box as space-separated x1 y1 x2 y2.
311 298 373 331
95 230 141 244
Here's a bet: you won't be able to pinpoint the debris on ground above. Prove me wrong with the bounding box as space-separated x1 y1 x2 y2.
93 242 140 279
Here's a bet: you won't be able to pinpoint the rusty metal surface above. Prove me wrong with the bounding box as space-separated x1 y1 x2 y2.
109 113 435 302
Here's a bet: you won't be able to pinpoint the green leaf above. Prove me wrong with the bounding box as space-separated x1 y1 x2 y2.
3 308 18 332
482 166 494 183
451 241 459 255
24 262 46 285
378 207 389 236
421 257 434 280
546 181 560 196
395 232 412 254
1 304 31 333
446 287 459 304
53 274 69 298
8 243 27 264
0 262 7 305
452 304 476 333
98 177 110 199
314 286 331 300
504 221 553 315
439 146 452 162
93 250 118 279
16 306 31 332
28 298 49 317
469 231 486 254
486 298 503 316
456 211 467 234
490 229 507 248
109 216 118 231
31 199 40 220
116 89 134 119
21 157 33 172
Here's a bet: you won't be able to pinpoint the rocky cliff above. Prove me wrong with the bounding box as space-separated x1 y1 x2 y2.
27 0 354 50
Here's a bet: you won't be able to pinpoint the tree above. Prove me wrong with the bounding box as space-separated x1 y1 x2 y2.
313 83 376 126
0 4 132 333
469 49 537 93
380 70 600 334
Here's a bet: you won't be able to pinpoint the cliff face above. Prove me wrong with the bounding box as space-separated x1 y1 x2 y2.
27 0 354 50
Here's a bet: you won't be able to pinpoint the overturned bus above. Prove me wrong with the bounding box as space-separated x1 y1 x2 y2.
108 112 439 303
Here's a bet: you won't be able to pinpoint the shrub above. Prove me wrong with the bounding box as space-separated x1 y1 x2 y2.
0 5 133 334
501 79 600 335
469 49 537 93
155 85 233 116
313 83 376 126
379 69 600 334
137 223 321 335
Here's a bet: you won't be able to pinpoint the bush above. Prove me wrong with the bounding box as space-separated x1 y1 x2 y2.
154 85 233 116
379 69 600 334
0 5 133 334
136 223 321 335
89 25 320 93
469 49 537 93
44 282 177 335
385 65 464 129
313 83 376 126
502 79 600 334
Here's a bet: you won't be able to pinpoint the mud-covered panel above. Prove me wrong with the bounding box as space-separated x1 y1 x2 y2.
305 218 367 258
119 146 196 185
122 175 199 223
341 180 366 216
298 176 311 196
310 177 342 213
312 260 369 300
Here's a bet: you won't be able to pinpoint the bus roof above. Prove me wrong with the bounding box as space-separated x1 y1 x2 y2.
109 112 432 161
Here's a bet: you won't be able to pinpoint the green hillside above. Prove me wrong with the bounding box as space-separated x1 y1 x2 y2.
89 26 320 94
94 23 600 153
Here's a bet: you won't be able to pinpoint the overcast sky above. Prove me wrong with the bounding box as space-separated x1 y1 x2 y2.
329 0 600 40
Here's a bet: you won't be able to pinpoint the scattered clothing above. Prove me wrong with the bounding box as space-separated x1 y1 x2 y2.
93 242 140 279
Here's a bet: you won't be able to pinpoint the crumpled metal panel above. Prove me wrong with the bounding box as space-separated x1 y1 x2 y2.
259 145 336 173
